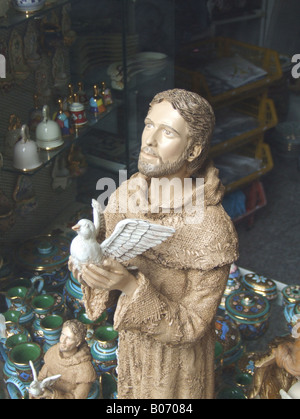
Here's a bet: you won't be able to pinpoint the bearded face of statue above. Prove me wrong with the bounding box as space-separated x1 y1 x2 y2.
138 100 193 178
59 325 79 353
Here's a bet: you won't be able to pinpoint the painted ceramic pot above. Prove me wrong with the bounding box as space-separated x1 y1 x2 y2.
77 309 108 346
69 102 88 128
214 341 223 371
4 276 44 299
63 272 84 317
87 380 100 400
7 342 42 399
2 333 32 382
241 273 278 301
91 325 118 375
3 355 18 381
13 0 46 13
234 371 253 396
99 371 118 399
216 385 246 399
4 286 34 326
15 234 70 291
283 302 300 333
219 276 244 310
282 285 300 306
3 276 44 326
215 315 244 365
31 294 56 344
40 314 63 352
0 311 31 363
225 290 270 340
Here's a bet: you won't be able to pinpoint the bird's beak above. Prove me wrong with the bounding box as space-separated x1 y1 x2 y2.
72 224 80 231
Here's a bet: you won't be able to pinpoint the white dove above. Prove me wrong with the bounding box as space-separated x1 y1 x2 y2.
28 360 61 398
70 199 175 271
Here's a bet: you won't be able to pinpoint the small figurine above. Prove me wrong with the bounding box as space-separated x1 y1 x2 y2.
77 82 88 108
69 94 87 129
89 84 106 116
29 319 97 399
70 199 175 272
53 98 72 137
101 81 113 106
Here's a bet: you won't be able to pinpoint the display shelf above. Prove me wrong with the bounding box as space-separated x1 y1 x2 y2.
2 100 122 176
212 9 265 26
214 137 274 194
0 0 71 29
175 37 282 108
209 95 278 159
232 180 267 228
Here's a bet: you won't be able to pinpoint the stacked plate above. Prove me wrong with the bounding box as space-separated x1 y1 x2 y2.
107 52 168 90
130 52 168 76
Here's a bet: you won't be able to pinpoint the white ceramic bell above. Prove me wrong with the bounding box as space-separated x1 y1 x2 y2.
36 105 63 150
13 125 42 172
13 0 46 13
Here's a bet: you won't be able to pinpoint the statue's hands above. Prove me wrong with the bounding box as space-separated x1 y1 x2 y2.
39 388 54 399
82 258 138 297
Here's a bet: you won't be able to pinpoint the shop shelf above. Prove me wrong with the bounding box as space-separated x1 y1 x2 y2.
175 37 282 107
214 137 274 194
209 95 278 158
1 100 123 176
233 180 267 227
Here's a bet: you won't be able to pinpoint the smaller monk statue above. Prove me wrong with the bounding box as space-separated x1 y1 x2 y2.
30 319 97 399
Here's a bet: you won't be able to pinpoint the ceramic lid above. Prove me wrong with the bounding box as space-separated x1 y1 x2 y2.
225 290 270 324
15 234 70 273
282 285 300 304
241 273 277 300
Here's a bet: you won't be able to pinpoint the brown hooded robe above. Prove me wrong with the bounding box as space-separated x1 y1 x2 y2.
82 161 239 399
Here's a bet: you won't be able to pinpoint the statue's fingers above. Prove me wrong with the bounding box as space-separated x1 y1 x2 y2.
102 258 124 274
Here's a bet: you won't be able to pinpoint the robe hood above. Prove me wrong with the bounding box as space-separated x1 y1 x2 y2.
104 160 239 271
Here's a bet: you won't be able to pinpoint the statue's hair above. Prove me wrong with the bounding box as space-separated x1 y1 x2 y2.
63 319 87 346
149 89 215 175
